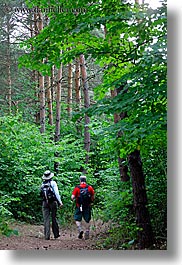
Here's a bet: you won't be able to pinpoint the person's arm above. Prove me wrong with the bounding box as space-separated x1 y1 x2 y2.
71 186 78 201
51 180 63 207
89 186 95 202
71 194 76 200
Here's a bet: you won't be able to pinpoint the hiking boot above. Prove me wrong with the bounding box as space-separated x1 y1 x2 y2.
54 234 60 239
84 231 89 240
78 231 84 239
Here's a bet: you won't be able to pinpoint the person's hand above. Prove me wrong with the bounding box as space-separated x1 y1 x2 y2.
59 203 63 209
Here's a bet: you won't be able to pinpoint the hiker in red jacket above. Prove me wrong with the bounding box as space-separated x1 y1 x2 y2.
71 175 94 239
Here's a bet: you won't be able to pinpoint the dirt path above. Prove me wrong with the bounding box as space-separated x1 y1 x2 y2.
0 223 103 250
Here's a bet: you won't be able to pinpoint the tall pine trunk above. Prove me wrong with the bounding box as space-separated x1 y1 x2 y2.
80 54 90 167
51 66 55 102
55 62 62 143
67 62 73 116
31 13 40 124
6 14 12 114
75 57 82 134
54 61 62 173
75 57 81 110
128 149 154 249
38 13 45 133
46 74 53 125
39 71 45 133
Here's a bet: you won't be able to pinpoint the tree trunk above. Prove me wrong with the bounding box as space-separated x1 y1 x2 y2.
80 54 91 167
67 62 73 116
6 15 12 114
46 74 53 125
55 62 62 143
31 13 40 124
118 157 130 182
51 66 55 102
39 71 45 133
54 61 62 173
38 13 45 133
75 57 82 134
7 53 12 114
75 57 81 110
128 149 154 249
34 71 40 124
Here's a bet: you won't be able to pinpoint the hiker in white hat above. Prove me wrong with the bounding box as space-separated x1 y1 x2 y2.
40 170 63 240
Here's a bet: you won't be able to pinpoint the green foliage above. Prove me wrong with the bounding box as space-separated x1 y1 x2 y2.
141 135 167 238
96 224 138 250
0 219 19 237
0 115 49 221
0 192 19 236
0 114 90 224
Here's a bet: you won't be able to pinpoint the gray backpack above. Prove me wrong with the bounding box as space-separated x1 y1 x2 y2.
40 180 56 203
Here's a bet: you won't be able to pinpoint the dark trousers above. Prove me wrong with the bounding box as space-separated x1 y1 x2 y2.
42 201 59 239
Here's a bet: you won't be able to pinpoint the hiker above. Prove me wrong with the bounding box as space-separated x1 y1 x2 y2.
71 175 95 240
40 170 63 240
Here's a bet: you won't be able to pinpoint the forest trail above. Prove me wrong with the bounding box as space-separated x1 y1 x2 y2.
0 222 104 250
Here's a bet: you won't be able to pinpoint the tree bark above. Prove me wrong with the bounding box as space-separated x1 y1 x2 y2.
75 57 81 110
31 13 40 124
128 149 154 249
55 62 62 143
54 62 62 173
39 71 45 133
80 54 91 167
38 12 45 133
46 74 53 125
51 66 55 102
6 14 12 114
67 62 73 116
